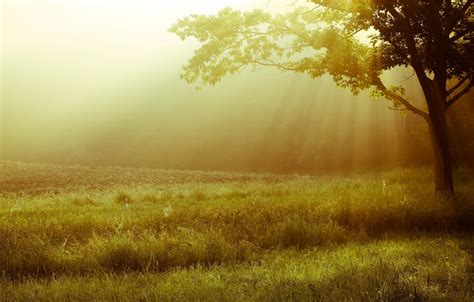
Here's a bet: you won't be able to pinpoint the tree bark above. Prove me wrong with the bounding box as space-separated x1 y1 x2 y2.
426 96 455 196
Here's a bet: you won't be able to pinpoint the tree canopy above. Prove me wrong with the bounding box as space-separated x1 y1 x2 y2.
171 0 473 194
170 0 473 119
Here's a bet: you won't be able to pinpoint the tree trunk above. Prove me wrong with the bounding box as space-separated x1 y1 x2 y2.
416 75 455 196
427 99 455 196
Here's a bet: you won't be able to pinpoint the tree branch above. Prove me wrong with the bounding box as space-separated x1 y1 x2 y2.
447 79 474 108
253 59 299 72
450 28 471 42
448 77 469 95
372 77 429 119
344 29 363 39
384 5 431 86
462 0 473 16
448 0 474 31
295 4 320 16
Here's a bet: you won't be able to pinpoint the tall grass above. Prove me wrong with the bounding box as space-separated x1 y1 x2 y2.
1 166 473 279
2 237 473 301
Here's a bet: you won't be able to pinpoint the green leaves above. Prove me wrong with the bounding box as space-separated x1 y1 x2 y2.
171 1 472 117
170 6 381 93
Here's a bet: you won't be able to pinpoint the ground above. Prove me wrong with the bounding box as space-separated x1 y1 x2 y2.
1 161 473 301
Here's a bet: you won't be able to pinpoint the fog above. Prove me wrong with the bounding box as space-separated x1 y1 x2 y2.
1 0 472 173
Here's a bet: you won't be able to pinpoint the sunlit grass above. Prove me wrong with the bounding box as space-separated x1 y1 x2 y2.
0 162 473 300
2 238 473 301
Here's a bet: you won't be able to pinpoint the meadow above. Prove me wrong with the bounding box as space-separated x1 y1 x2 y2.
1 161 473 301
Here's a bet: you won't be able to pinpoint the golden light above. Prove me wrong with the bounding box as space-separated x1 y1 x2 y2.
2 0 422 171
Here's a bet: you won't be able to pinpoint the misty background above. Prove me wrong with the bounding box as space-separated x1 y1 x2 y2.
1 0 473 173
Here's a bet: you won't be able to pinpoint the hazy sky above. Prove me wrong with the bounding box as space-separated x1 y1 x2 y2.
1 0 435 172
3 0 301 55
2 0 307 107
3 0 260 77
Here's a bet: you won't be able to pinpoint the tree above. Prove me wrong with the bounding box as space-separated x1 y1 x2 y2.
170 0 473 195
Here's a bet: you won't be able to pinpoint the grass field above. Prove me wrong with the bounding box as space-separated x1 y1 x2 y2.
1 161 473 301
